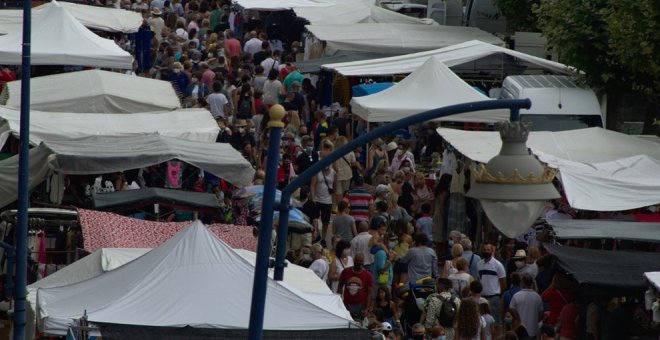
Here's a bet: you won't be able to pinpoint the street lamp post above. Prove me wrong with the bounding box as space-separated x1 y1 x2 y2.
249 98 560 338
247 104 285 340
14 0 32 338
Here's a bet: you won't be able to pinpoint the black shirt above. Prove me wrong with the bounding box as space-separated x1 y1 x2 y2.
295 150 319 175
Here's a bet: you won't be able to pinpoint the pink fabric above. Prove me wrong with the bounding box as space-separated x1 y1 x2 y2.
78 209 257 252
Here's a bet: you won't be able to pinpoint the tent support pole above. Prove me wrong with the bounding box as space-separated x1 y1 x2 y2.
272 99 530 281
14 0 32 338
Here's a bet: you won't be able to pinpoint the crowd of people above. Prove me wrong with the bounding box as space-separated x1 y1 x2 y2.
5 1 659 339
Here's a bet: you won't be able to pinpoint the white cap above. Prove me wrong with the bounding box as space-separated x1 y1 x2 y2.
381 322 392 331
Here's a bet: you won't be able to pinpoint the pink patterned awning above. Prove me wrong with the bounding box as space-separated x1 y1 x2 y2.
78 209 257 252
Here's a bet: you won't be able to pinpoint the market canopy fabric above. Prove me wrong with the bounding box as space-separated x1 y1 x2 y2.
0 106 220 149
0 1 143 34
351 56 509 122
92 188 220 211
36 221 354 336
43 135 255 187
306 23 504 55
324 39 573 76
645 272 660 291
0 145 51 209
0 1 133 68
233 0 337 10
77 209 257 253
544 243 660 291
294 50 396 73
293 1 431 25
549 220 660 243
438 127 660 211
1 70 181 113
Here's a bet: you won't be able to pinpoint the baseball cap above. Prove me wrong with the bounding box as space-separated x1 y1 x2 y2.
382 322 392 332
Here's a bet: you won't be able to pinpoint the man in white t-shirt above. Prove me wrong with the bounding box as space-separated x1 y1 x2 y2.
207 82 229 121
243 31 262 56
477 242 506 330
510 273 543 337
308 244 328 281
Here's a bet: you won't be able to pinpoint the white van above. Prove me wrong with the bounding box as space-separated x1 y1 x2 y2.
498 75 604 131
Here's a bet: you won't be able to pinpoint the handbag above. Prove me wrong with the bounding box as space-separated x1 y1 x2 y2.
377 261 391 285
322 171 334 195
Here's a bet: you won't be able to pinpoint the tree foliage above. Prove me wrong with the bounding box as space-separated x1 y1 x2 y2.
535 0 660 102
494 0 540 32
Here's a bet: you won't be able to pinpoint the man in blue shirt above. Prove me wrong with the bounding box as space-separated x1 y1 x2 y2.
460 238 481 279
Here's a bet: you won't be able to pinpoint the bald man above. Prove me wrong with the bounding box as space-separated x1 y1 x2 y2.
244 30 263 56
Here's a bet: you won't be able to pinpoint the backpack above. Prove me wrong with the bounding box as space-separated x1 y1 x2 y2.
436 294 458 328
237 97 252 119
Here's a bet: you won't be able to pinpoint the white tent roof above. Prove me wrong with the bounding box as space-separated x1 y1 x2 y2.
351 56 509 122
0 106 219 149
233 0 338 10
293 1 430 25
0 2 143 35
2 70 181 113
43 135 256 187
324 39 573 76
438 127 660 211
306 23 503 54
0 1 133 68
645 272 660 291
37 221 353 335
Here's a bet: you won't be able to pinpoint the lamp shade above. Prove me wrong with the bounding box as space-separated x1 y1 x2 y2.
467 121 560 237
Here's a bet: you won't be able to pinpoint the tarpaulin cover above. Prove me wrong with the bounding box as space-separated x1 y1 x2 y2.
352 82 396 97
1 70 181 113
307 23 503 55
0 1 143 34
77 209 257 252
351 56 509 122
43 135 255 187
0 1 133 68
0 106 220 149
93 188 220 211
37 220 353 335
548 219 660 243
324 39 573 76
543 243 660 290
438 127 660 211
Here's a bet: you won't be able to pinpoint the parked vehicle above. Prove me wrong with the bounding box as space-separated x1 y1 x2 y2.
498 75 604 131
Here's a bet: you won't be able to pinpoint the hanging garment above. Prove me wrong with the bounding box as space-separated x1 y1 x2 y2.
447 167 467 234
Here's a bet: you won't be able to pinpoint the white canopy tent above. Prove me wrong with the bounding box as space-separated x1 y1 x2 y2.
306 23 503 54
438 127 660 211
323 39 573 76
233 0 338 10
0 1 143 35
0 107 219 149
0 135 255 209
293 1 431 25
351 56 509 122
645 272 660 291
0 1 133 68
1 70 181 113
36 221 354 336
43 135 256 187
24 247 331 340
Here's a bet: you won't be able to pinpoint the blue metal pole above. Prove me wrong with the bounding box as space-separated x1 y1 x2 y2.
273 99 531 280
248 105 285 340
14 0 32 338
